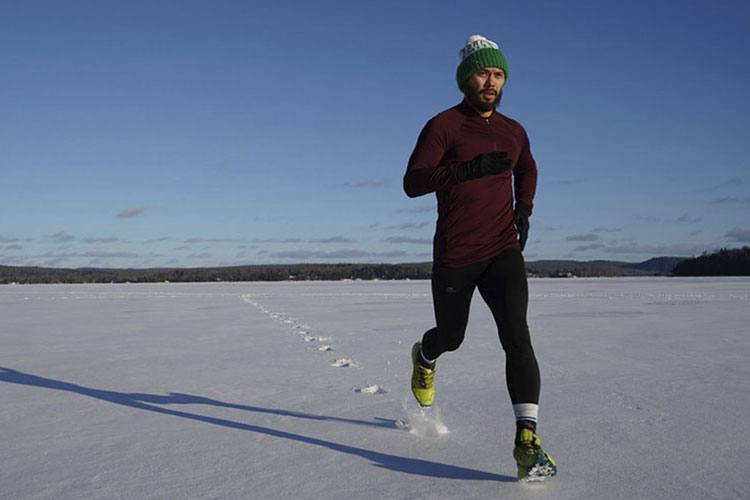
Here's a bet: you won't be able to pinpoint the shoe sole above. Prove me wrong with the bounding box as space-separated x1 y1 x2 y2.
518 454 557 482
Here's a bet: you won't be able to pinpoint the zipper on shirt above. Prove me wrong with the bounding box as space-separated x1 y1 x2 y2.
485 117 497 149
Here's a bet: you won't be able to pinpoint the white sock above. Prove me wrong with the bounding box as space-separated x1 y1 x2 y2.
419 348 436 367
513 403 539 426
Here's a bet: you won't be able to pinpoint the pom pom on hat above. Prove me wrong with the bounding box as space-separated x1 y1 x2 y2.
456 34 509 90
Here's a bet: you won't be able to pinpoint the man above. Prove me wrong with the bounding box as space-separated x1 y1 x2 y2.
402 35 556 482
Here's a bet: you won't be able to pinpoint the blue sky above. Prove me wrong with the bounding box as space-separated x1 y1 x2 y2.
2 0 749 268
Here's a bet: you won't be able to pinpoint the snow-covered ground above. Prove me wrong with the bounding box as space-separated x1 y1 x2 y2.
2 278 749 499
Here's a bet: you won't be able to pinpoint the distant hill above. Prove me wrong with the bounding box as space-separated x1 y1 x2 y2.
0 257 689 284
525 257 685 278
672 247 750 276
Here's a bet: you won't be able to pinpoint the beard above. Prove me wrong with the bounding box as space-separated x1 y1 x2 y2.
465 87 503 112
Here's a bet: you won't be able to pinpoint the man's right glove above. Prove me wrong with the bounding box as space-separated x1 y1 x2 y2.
455 151 512 182
514 202 532 251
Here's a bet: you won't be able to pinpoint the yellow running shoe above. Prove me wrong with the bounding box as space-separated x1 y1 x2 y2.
410 342 435 407
513 427 557 482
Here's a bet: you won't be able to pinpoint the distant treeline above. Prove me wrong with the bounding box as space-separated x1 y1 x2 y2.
672 247 750 276
0 263 434 284
0 256 690 284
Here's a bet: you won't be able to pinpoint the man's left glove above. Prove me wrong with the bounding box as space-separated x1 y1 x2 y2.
514 202 532 251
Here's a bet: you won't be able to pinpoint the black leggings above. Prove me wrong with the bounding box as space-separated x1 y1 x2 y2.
421 250 540 404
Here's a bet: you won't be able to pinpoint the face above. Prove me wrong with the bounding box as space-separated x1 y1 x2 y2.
463 67 506 112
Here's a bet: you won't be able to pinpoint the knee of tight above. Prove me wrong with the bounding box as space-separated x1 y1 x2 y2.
441 334 464 353
504 341 535 360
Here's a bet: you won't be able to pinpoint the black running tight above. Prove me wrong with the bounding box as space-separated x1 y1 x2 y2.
420 250 540 404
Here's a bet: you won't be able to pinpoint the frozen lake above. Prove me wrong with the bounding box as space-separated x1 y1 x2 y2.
2 277 749 499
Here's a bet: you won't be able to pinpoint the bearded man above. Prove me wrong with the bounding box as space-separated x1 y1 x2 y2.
403 34 556 482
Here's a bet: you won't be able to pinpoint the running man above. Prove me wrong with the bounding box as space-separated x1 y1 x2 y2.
403 35 556 482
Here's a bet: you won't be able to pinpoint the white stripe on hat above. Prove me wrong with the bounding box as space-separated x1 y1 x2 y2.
460 34 500 61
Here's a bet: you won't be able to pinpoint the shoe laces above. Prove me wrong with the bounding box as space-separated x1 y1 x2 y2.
516 429 542 452
416 364 434 388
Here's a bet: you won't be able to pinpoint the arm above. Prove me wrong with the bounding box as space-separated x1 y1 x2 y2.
513 127 537 214
404 118 513 198
403 118 455 198
513 127 538 251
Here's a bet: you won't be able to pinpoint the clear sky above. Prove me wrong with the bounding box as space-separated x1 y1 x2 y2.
2 0 749 268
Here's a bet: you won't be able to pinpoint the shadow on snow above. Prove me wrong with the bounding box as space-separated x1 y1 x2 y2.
0 366 514 482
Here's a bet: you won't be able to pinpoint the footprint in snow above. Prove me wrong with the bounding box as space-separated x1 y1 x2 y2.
354 384 388 395
330 358 358 368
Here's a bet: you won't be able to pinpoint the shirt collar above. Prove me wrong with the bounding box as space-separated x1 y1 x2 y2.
458 99 495 121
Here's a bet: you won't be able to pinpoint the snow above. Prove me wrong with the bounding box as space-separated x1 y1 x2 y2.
1 277 749 499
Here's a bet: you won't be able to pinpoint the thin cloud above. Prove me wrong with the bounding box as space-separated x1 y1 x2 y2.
381 222 431 231
636 215 661 223
268 249 408 260
0 235 21 243
592 227 622 233
254 238 304 243
0 254 25 265
184 238 245 244
573 244 605 252
676 214 702 224
210 154 246 171
309 236 357 244
8 250 140 264
343 179 390 189
81 237 126 244
395 206 433 214
708 196 750 205
187 253 214 259
254 236 355 244
83 251 139 258
383 236 432 245
144 237 175 244
117 207 146 219
4 244 23 251
547 178 587 186
695 177 743 193
47 231 76 243
566 234 599 242
725 228 750 243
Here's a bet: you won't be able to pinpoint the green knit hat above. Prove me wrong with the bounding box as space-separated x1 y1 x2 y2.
456 35 509 90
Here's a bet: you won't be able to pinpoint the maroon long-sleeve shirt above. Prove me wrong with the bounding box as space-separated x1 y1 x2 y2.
404 100 538 268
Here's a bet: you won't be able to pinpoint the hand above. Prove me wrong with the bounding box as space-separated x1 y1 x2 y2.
514 202 531 251
456 151 512 182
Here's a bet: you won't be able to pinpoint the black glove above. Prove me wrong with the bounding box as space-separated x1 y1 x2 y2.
514 202 531 251
455 151 512 182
